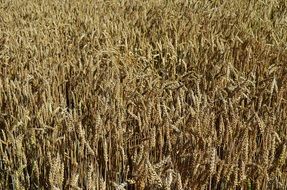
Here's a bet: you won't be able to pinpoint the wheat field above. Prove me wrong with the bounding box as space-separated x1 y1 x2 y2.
1 0 287 189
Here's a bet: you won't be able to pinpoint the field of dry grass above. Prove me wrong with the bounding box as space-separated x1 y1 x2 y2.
1 0 287 189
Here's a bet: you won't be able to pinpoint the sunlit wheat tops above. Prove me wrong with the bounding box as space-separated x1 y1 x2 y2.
1 0 287 189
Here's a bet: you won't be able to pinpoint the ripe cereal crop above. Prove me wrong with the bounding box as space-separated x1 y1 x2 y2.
1 0 287 189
